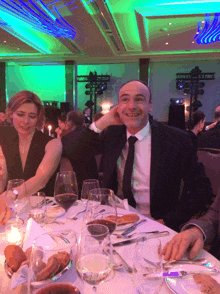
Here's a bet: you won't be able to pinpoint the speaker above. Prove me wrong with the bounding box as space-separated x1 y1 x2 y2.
168 104 185 130
60 102 71 113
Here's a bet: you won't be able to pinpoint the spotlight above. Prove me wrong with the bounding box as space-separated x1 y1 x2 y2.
85 83 91 89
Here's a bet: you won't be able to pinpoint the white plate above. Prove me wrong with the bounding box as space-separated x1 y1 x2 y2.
166 264 220 294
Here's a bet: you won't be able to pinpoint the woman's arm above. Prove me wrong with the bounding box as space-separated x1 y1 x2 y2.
23 138 62 195
0 146 8 194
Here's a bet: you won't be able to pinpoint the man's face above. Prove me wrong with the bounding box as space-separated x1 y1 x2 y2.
117 81 153 134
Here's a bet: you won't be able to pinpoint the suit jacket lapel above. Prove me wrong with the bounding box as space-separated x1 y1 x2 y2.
150 119 162 201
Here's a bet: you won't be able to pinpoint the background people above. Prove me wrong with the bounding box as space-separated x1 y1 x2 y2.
198 106 220 149
187 110 205 148
61 110 98 195
55 116 69 139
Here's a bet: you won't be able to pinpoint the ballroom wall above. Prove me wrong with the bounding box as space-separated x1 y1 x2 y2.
5 59 220 122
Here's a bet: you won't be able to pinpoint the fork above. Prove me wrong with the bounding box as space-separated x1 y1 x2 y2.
70 208 86 220
113 230 159 239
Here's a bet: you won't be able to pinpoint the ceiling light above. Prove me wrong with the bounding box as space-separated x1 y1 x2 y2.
17 48 20 50
165 42 169 45
167 34 170 36
169 23 172 25
3 40 6 43
192 41 195 43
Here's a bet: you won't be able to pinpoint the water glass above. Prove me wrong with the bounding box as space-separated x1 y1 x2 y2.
81 179 100 207
28 192 46 224
133 237 163 294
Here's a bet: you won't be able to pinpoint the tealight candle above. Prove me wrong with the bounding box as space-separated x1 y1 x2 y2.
7 226 22 244
48 125 52 136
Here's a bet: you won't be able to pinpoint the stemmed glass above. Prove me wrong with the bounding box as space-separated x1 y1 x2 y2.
81 179 100 207
54 171 78 221
76 224 114 293
133 237 163 294
6 179 28 225
86 188 117 235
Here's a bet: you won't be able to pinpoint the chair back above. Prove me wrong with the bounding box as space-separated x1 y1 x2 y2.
197 148 220 195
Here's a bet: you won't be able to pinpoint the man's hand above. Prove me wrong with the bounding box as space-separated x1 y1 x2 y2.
156 219 165 225
95 106 124 131
162 227 204 261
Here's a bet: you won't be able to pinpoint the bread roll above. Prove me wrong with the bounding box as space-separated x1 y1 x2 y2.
193 274 220 294
4 245 27 272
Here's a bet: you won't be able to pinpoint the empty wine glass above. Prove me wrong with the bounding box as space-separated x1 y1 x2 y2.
87 188 117 235
76 224 114 293
6 179 28 225
133 237 163 294
81 179 100 207
54 171 78 221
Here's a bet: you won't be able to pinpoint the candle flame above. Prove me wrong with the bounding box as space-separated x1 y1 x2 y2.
48 125 52 130
7 226 22 243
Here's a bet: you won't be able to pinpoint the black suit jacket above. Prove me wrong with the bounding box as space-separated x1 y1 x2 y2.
190 188 220 260
198 121 220 149
61 126 99 194
72 119 213 231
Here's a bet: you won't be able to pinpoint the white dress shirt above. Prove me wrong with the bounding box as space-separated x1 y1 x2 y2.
90 122 152 217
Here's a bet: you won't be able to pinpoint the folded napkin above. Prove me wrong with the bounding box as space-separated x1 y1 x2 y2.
10 218 54 290
114 195 129 211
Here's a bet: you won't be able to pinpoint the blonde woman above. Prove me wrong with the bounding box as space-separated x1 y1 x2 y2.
0 91 62 224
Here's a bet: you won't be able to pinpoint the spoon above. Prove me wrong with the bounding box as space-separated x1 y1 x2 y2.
163 259 215 269
113 230 159 239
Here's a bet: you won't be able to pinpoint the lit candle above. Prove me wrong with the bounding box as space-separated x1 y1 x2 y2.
7 226 22 244
48 125 52 136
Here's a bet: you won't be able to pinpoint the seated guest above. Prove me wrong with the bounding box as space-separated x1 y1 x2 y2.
83 107 92 126
187 111 205 148
69 80 214 231
163 188 220 261
61 111 98 195
0 90 62 224
55 116 69 139
198 106 220 149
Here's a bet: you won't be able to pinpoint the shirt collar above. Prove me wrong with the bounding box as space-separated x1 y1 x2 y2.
126 121 151 141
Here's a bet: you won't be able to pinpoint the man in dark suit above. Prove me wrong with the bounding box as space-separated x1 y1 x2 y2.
163 188 220 261
73 80 213 231
61 111 98 195
198 106 220 149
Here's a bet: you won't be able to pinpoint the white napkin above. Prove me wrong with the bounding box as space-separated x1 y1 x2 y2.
114 195 129 211
10 218 54 290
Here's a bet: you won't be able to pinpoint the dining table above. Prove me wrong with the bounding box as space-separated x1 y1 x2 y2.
0 197 220 294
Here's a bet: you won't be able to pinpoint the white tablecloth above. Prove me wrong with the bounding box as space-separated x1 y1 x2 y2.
0 200 220 294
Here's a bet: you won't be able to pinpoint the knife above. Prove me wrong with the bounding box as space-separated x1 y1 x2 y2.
121 219 147 236
163 268 219 277
113 231 170 247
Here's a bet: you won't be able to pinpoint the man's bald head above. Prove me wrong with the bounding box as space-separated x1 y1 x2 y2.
214 106 220 121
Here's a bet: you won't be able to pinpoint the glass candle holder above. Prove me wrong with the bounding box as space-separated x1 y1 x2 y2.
5 224 25 246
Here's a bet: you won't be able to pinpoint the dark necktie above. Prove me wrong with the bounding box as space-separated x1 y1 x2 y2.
122 136 138 207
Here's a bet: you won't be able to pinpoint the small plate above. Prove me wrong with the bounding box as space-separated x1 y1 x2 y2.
166 264 220 294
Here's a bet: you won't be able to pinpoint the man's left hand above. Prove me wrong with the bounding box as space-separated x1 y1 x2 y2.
156 219 165 225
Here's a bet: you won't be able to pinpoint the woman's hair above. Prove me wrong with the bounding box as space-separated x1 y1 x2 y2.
6 90 45 129
58 116 67 123
188 110 205 130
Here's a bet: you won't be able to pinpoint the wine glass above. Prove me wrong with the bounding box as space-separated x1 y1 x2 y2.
76 224 113 293
54 171 78 221
81 179 100 207
86 188 117 235
6 179 28 225
133 237 163 294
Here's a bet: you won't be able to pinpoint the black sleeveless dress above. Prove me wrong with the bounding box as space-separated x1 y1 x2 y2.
0 126 59 196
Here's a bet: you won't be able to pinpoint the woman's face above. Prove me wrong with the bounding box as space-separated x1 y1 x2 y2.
11 102 39 136
58 119 66 130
